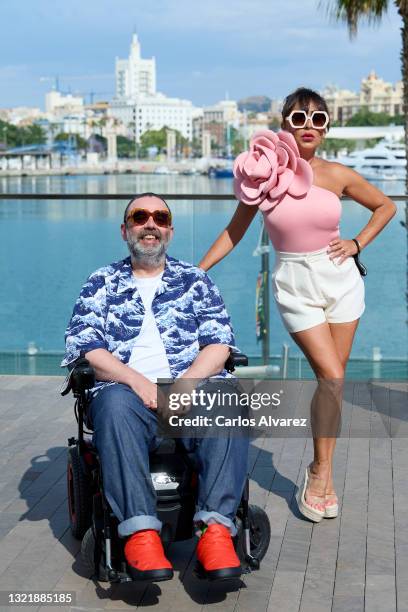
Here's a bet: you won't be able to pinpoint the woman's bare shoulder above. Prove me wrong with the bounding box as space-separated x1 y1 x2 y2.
314 158 359 190
315 158 352 178
312 157 353 194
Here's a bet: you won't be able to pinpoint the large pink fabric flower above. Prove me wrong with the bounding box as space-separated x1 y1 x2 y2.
233 130 313 212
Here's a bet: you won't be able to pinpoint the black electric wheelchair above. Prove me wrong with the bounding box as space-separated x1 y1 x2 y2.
62 354 271 583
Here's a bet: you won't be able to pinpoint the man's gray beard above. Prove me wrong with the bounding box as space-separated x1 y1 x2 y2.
126 232 168 268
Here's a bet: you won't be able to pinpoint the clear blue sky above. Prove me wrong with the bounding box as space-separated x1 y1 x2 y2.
0 0 401 109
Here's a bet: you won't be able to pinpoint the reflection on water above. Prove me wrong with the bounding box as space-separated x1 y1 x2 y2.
0 175 406 361
0 173 234 196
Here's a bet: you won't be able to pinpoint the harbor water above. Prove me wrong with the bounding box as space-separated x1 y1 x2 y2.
0 174 406 375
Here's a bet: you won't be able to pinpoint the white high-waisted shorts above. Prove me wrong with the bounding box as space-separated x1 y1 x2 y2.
272 246 365 334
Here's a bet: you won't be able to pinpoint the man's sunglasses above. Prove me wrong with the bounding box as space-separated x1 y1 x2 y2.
125 208 172 228
286 110 329 130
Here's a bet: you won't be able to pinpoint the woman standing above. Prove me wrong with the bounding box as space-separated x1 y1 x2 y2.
199 88 396 522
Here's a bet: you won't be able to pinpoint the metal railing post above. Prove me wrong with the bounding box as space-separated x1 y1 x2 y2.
261 224 270 365
282 343 289 379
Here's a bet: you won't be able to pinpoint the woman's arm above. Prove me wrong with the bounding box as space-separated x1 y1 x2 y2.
342 165 397 247
327 164 397 263
198 201 259 271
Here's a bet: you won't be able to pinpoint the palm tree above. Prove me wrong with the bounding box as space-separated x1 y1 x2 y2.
324 0 408 307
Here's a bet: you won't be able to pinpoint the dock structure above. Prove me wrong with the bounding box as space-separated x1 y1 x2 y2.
0 375 407 611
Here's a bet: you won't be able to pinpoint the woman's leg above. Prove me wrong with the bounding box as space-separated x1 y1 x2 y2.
290 322 345 510
325 319 360 495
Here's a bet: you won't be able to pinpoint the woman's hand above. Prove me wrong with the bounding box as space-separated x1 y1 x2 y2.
327 238 358 265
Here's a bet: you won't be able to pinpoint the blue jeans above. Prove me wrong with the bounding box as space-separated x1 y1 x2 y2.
90 383 249 538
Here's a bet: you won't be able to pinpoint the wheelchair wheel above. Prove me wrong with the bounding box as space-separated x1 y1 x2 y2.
67 445 92 539
81 527 109 582
236 504 271 563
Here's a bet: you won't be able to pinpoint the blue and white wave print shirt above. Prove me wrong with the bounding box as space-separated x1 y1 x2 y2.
61 255 237 392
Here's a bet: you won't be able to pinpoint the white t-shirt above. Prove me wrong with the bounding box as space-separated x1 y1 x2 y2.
128 272 172 382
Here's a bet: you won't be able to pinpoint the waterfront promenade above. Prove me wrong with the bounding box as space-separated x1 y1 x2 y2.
0 375 407 612
0 160 210 178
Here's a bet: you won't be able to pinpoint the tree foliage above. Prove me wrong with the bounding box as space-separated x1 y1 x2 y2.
346 109 404 126
55 132 87 150
117 136 136 158
0 119 46 148
268 117 282 131
319 138 357 155
139 126 187 157
325 0 389 37
140 127 168 151
229 126 246 156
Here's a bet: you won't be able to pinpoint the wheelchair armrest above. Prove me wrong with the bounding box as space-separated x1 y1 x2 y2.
60 358 96 396
225 352 249 373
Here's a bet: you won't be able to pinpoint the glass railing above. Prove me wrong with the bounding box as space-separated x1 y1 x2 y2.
0 184 406 380
0 350 407 380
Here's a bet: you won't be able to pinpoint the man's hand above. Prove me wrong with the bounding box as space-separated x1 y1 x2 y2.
84 348 162 410
129 372 161 410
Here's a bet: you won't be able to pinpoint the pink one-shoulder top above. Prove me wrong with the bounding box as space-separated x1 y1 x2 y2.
233 130 342 253
262 185 341 253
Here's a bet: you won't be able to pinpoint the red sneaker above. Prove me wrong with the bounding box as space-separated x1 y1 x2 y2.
196 524 242 580
124 529 173 582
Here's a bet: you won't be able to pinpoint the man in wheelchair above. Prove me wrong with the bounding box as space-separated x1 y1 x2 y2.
62 192 251 583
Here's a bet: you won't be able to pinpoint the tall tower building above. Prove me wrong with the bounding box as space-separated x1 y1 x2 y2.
111 33 193 142
115 33 156 99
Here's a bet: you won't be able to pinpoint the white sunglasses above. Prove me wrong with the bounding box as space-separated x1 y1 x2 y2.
286 110 329 130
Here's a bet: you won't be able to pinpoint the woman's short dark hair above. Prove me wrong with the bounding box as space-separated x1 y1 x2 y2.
281 87 330 130
123 192 171 223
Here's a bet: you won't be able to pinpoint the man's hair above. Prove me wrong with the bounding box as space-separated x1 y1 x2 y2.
123 192 171 223
281 87 330 130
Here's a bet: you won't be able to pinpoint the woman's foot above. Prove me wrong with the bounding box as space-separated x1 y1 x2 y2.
305 462 329 510
324 492 339 518
296 463 328 522
324 471 339 518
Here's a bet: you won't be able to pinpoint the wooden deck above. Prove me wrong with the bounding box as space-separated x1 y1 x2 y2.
0 376 407 612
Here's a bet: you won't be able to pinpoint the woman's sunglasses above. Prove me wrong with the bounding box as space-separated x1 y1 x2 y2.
286 110 329 130
126 208 172 228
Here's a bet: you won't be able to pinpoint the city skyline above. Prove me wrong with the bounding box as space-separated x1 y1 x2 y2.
0 0 401 109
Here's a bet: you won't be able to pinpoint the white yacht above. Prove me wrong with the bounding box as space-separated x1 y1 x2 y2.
338 141 406 181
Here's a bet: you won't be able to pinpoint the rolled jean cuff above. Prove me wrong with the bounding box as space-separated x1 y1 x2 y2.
118 515 162 538
194 510 237 537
